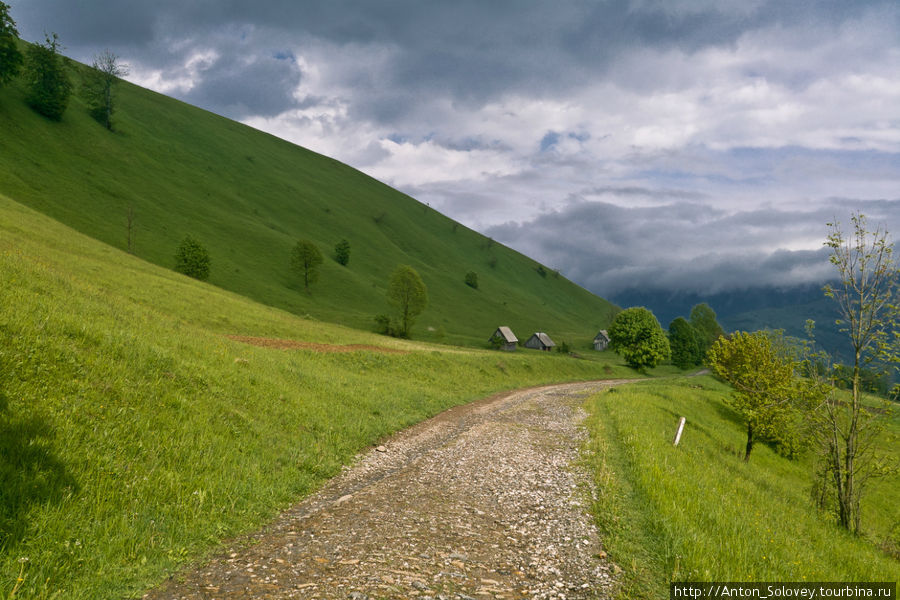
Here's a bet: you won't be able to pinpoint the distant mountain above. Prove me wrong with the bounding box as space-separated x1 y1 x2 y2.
610 283 846 359
0 41 616 348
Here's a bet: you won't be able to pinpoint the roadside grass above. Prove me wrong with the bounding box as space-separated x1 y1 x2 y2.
0 45 617 348
584 377 900 599
0 196 635 600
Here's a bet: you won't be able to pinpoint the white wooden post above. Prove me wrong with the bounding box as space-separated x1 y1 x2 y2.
673 417 686 446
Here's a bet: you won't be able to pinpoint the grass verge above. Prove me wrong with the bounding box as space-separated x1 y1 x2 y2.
583 377 900 599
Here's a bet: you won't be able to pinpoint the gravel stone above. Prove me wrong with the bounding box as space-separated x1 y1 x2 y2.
143 381 628 599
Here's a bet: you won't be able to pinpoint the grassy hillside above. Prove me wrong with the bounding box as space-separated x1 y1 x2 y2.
0 194 636 599
0 46 616 347
584 378 900 598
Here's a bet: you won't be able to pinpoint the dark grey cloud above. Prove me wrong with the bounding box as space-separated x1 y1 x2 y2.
484 198 876 296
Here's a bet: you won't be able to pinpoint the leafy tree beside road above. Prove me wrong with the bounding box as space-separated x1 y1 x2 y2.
608 307 670 371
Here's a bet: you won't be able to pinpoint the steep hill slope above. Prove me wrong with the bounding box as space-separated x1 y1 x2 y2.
0 194 634 599
0 49 616 346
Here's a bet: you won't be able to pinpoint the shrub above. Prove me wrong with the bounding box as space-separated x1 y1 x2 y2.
174 235 211 281
464 271 478 289
334 239 351 266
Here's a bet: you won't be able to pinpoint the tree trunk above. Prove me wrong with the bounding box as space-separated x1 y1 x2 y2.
744 422 753 461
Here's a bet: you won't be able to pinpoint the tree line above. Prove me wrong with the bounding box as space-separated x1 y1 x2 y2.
606 212 898 536
0 3 127 129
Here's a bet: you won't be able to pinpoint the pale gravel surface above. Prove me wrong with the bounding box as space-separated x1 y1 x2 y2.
144 380 630 600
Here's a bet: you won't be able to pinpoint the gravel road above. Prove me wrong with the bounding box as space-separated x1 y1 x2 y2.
143 380 629 600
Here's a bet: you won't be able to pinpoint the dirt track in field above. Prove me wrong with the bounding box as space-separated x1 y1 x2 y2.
144 380 632 600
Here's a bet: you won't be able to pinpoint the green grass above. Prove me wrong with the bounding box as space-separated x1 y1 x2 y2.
0 44 617 348
0 195 636 599
583 377 900 599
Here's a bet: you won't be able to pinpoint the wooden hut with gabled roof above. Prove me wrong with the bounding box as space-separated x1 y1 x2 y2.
489 326 519 351
524 332 556 351
593 330 610 351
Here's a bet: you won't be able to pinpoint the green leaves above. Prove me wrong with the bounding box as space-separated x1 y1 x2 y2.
24 33 72 121
174 235 211 281
290 239 323 290
0 1 23 87
387 265 427 338
608 307 670 371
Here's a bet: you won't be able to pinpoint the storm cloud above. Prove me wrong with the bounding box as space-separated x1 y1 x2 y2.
12 0 900 296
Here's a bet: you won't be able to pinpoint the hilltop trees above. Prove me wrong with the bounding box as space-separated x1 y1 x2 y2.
0 2 23 87
24 33 72 120
608 307 670 371
291 240 323 291
83 49 128 130
174 235 210 281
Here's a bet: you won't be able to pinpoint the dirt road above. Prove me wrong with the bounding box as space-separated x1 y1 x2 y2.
144 380 628 600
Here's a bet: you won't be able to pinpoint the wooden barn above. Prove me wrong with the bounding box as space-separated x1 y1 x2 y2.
525 332 556 351
593 330 610 351
489 326 519 351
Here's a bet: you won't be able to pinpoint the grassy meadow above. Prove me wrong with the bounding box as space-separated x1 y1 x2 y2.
0 195 636 599
584 377 900 599
0 44 617 348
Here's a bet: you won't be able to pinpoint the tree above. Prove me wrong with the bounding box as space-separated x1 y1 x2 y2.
707 331 800 461
608 307 671 371
291 240 323 290
174 235 210 281
817 212 899 532
83 48 128 130
464 271 478 289
387 265 428 338
334 238 351 266
0 2 23 87
668 317 703 369
24 33 72 120
689 302 724 355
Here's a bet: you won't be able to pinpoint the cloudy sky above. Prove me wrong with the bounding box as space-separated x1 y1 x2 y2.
13 1 900 298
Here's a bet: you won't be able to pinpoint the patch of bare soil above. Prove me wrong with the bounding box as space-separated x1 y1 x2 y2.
226 335 408 354
144 381 631 600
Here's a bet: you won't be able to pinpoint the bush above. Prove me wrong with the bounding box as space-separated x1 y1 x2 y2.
174 235 211 281
557 340 571 354
464 271 478 289
334 239 350 266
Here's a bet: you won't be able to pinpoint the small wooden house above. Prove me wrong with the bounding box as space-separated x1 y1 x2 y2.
593 330 610 351
525 332 556 351
490 326 519 351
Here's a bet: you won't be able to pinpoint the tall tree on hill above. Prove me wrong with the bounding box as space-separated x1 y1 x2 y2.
817 212 899 532
83 48 128 130
0 2 23 87
388 265 428 338
291 239 323 291
24 32 72 121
